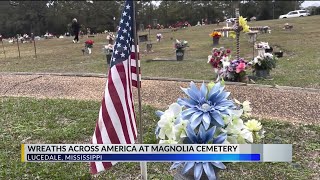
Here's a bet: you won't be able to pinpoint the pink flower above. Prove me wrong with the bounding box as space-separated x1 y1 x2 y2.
236 62 246 73
226 49 231 54
213 52 218 57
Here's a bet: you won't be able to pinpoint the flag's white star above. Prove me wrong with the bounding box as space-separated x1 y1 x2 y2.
117 43 121 48
126 39 129 43
120 19 124 23
118 26 121 31
129 27 132 31
120 35 124 40
115 50 118 54
112 58 116 62
125 22 129 27
122 29 127 33
123 46 128 51
120 52 125 57
123 11 127 16
126 4 130 9
128 15 131 20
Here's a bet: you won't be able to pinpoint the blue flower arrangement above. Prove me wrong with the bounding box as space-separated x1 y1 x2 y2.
155 81 265 180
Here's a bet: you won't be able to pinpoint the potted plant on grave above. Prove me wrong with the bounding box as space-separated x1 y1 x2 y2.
209 31 222 46
174 39 188 61
106 32 115 45
155 81 265 180
208 47 231 80
84 39 94 54
103 44 114 65
251 52 277 79
226 58 249 82
208 48 248 82
255 42 273 55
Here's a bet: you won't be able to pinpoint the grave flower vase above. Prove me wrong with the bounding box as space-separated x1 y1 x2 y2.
255 69 270 78
176 49 185 61
213 37 220 46
146 42 153 52
106 54 112 65
108 39 114 45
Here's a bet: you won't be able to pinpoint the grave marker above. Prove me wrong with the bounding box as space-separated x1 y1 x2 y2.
214 8 270 60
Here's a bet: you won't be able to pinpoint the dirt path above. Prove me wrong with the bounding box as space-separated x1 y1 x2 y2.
1 74 319 124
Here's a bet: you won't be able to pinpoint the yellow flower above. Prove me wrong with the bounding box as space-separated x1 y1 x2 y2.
209 31 222 38
229 31 236 38
245 119 262 132
239 16 250 33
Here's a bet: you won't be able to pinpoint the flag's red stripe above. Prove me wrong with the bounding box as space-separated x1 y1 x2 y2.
90 162 98 174
130 52 140 60
117 63 137 139
90 118 103 174
132 80 137 87
108 66 131 144
101 97 121 144
102 162 112 171
131 66 137 74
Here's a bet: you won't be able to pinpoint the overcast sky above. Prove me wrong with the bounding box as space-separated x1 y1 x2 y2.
301 1 320 7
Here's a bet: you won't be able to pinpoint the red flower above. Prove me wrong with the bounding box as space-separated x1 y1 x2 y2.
85 39 94 45
213 52 218 57
226 49 231 53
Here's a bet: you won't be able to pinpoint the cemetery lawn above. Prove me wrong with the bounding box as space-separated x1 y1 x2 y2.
1 16 320 89
1 16 320 88
1 97 319 179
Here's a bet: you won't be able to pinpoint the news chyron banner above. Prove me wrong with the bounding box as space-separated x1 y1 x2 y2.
21 144 292 162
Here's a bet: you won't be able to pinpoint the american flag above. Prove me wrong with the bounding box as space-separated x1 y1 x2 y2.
90 0 139 174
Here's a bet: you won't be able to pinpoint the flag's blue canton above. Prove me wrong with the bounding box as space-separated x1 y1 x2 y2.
111 0 134 67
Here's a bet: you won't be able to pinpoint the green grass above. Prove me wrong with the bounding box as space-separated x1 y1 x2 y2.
1 16 320 88
0 97 319 179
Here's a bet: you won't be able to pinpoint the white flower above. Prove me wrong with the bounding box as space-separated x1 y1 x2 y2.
174 119 189 139
264 53 273 59
242 100 252 116
245 119 262 132
253 57 259 64
240 128 253 143
221 59 230 68
207 55 212 63
157 103 182 140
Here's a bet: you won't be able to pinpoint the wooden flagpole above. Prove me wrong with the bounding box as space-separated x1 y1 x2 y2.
132 1 147 180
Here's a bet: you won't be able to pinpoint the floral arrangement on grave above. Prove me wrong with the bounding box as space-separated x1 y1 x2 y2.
229 16 250 38
155 81 265 180
156 33 163 42
174 39 188 50
85 39 94 48
208 48 249 82
106 32 115 44
103 44 114 55
209 31 222 46
255 42 270 49
106 33 115 40
209 31 222 38
251 52 277 71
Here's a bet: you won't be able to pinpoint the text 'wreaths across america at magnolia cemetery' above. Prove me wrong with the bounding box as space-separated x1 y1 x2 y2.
23 144 239 153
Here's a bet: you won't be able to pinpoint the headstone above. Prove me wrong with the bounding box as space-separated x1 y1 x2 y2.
139 35 148 42
139 24 144 31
